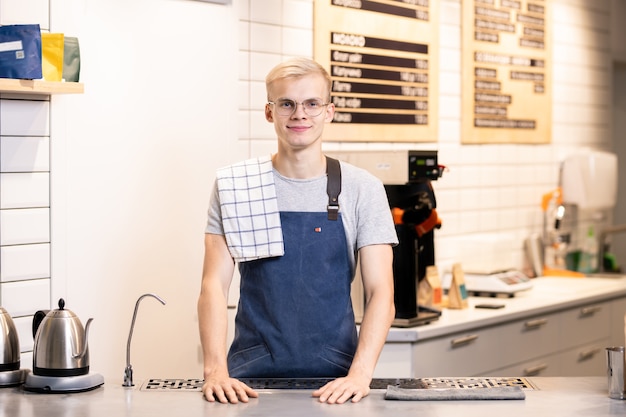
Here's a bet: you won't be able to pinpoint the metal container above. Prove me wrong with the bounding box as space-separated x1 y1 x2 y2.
606 346 626 400
0 307 20 371
32 299 93 377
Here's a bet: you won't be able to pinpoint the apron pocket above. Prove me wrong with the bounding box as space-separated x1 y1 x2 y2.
228 344 271 376
319 345 353 374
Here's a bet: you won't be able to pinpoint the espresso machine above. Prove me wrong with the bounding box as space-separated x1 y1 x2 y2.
385 151 442 327
325 150 443 327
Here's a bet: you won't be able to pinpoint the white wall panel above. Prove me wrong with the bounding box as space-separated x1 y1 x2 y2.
13 315 34 352
0 0 49 28
283 0 312 30
0 173 49 209
0 243 50 282
0 100 50 137
1 137 50 173
0 208 50 245
250 23 282 54
0 278 49 317
250 0 282 25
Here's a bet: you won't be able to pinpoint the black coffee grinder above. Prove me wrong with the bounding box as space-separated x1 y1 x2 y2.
385 151 442 327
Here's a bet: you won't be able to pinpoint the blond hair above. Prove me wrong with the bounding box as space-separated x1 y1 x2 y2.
265 57 332 101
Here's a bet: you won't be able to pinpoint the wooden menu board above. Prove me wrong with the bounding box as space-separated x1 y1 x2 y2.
314 0 438 142
462 0 551 144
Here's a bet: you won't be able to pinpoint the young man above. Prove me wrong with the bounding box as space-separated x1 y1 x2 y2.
198 57 397 405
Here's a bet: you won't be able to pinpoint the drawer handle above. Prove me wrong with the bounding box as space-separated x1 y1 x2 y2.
523 363 548 376
578 347 602 361
579 306 602 317
524 318 548 329
450 334 479 347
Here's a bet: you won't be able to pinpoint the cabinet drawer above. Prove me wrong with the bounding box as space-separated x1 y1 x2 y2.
375 343 413 378
560 302 610 348
559 339 608 377
413 326 507 377
610 298 626 347
497 311 561 364
486 352 562 377
412 312 560 377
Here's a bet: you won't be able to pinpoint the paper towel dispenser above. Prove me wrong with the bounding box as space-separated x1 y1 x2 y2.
561 150 617 210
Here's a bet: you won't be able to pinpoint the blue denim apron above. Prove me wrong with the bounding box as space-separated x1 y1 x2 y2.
227 211 357 378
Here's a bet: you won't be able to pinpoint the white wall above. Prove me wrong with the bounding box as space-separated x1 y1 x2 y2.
1 0 623 383
48 0 244 381
237 0 616 272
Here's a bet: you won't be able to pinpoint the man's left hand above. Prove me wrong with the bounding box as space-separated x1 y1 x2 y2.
312 376 370 404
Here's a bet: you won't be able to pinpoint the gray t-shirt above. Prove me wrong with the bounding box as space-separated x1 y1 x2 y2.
205 159 399 275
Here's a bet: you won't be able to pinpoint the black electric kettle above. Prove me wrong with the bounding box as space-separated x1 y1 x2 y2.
32 299 93 377
0 307 20 372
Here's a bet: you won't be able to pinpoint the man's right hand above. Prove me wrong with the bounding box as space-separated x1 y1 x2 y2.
202 372 259 404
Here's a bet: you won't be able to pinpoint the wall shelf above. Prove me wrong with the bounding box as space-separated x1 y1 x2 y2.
0 78 84 95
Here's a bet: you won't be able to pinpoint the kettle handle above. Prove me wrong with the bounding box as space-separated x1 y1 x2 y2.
32 310 49 339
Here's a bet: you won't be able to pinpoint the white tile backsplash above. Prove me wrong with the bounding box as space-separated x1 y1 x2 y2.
0 0 49 28
282 26 312 57
250 0 282 25
0 278 50 317
1 136 50 173
250 80 266 108
237 110 250 139
0 100 50 137
238 80 250 109
250 23 282 54
0 243 51 282
13 315 34 352
0 173 49 209
283 0 312 29
0 208 49 245
249 52 283 81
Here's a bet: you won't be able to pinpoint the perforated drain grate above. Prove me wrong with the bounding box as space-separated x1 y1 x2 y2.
140 377 536 392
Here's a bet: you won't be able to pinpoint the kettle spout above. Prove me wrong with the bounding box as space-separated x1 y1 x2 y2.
74 318 93 359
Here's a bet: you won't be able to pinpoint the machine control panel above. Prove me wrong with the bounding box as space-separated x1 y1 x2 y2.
408 150 439 182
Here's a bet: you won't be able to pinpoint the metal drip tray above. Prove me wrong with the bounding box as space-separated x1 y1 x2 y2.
140 377 536 392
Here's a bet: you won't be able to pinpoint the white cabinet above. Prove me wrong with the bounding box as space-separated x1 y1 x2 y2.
376 296 622 378
610 298 626 347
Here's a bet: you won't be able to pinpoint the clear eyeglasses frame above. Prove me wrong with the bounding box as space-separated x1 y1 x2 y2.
267 98 330 117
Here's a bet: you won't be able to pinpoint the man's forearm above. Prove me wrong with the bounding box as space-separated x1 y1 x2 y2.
348 291 395 380
198 280 230 375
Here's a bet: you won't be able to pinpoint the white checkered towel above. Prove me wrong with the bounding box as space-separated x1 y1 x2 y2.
216 155 284 262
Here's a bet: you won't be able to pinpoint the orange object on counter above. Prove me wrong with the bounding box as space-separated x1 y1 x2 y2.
542 267 585 278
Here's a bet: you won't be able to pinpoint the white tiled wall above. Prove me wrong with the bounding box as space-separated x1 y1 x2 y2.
236 0 615 272
0 0 52 357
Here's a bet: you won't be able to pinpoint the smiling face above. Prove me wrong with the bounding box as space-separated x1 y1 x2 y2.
265 73 335 153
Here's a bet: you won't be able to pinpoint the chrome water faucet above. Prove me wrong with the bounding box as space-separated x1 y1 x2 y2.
123 293 166 387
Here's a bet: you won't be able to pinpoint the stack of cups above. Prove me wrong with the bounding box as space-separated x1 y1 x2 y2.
607 347 626 400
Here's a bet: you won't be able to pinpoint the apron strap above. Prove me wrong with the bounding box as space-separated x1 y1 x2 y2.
326 156 342 220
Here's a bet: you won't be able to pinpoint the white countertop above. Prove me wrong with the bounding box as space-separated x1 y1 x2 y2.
1 377 625 416
387 276 626 342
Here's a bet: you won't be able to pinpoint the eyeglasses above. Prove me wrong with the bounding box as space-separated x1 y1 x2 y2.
267 98 329 117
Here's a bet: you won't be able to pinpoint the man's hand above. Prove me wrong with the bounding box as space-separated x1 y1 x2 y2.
202 373 258 404
312 375 370 404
